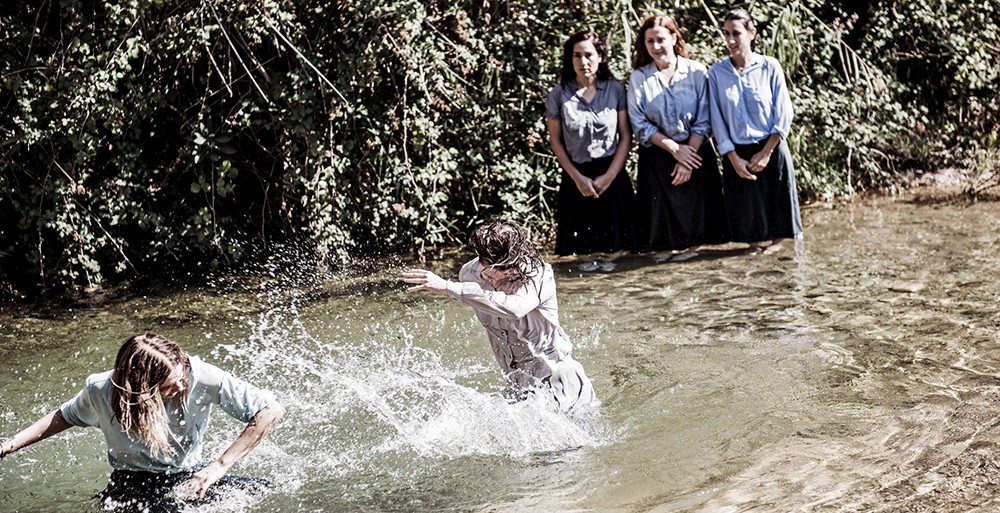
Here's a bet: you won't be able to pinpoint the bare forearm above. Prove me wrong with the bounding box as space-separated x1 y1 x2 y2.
1 409 74 458
761 133 782 156
212 403 284 472
687 134 705 152
651 132 679 153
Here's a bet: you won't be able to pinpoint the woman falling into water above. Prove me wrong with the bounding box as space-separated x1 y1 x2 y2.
402 219 598 411
708 8 803 253
0 333 284 513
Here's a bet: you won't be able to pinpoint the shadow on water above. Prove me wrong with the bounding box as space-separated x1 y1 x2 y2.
3 196 1000 512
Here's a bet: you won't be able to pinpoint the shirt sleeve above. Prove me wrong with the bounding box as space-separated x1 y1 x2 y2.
613 81 627 112
627 69 660 146
445 261 541 319
768 58 793 139
544 85 562 119
61 381 101 428
708 66 736 156
691 65 711 137
200 360 276 423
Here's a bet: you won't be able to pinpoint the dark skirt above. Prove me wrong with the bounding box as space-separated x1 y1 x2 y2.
555 155 637 256
721 138 803 243
635 141 728 252
98 468 268 513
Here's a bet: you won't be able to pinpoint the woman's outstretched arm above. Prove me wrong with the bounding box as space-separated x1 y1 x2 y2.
0 409 75 458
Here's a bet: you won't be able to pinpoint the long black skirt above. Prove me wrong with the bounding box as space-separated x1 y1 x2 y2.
635 141 728 252
721 138 803 243
555 155 637 256
98 468 268 513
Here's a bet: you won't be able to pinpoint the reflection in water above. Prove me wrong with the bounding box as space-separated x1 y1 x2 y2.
2 197 1000 512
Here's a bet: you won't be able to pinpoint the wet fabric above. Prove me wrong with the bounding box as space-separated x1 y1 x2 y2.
445 259 599 409
548 359 598 411
97 468 268 513
61 356 276 472
555 155 637 255
635 141 728 252
721 139 803 243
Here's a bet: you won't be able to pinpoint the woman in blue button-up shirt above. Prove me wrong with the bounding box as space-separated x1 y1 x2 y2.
708 8 803 253
545 30 636 261
628 15 728 260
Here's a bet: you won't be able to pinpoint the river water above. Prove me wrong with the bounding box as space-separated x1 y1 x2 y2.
2 195 1000 512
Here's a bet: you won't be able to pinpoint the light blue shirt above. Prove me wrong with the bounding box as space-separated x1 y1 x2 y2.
61 356 276 473
627 58 711 146
545 80 627 163
708 52 793 156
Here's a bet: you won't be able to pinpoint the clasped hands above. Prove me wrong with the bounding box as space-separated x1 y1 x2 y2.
731 148 773 181
573 173 614 199
669 143 701 186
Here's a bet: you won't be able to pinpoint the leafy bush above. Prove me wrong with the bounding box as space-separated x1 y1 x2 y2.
1 0 997 293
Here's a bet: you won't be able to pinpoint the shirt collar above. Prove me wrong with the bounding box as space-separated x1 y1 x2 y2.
641 58 692 79
731 52 765 74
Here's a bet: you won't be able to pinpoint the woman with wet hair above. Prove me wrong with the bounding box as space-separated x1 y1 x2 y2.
0 333 284 512
545 30 636 268
708 8 802 253
402 220 598 411
629 14 728 262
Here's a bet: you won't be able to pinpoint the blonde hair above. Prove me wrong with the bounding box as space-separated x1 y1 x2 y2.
110 333 189 457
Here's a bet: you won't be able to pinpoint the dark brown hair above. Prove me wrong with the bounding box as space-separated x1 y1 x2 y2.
633 15 688 68
560 31 614 84
470 219 543 286
724 8 756 32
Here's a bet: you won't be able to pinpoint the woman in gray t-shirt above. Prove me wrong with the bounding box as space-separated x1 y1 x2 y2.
545 30 636 262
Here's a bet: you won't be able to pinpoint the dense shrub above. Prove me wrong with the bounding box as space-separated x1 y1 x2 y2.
0 0 997 292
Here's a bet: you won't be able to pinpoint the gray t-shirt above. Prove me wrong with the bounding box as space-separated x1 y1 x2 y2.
61 355 276 473
545 80 627 164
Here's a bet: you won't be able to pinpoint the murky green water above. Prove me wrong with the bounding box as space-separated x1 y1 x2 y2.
2 196 1000 512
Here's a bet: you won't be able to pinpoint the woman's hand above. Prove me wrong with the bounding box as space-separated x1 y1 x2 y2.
402 269 449 294
179 462 226 500
748 148 773 172
728 153 757 181
671 163 693 186
0 439 11 459
592 173 613 195
669 143 703 170
573 176 599 198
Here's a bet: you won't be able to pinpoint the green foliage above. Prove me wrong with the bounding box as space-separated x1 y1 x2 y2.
0 0 997 292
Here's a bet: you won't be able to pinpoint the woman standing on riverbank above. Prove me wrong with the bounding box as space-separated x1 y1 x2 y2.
546 30 635 269
629 15 727 262
0 333 284 512
708 8 802 253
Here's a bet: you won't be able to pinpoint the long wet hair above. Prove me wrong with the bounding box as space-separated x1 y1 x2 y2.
470 220 543 287
632 15 688 68
110 333 190 457
560 30 614 84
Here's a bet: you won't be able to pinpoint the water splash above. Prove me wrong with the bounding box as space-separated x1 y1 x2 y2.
199 292 608 509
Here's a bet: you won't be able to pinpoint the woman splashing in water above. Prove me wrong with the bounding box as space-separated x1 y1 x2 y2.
402 220 598 411
0 333 284 512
